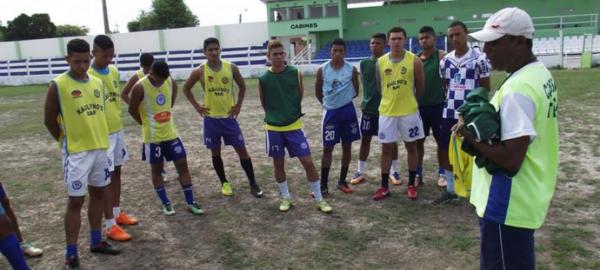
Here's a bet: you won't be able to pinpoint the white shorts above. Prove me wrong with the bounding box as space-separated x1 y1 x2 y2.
107 130 129 172
378 113 425 143
62 148 111 197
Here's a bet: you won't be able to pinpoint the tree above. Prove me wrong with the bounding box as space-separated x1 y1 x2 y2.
5 13 56 41
56 24 90 37
127 0 199 32
0 21 6 41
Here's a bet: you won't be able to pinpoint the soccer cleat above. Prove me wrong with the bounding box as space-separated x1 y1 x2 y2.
373 187 391 201
116 211 139 225
316 200 333 213
350 171 366 185
90 241 121 255
337 183 354 194
250 184 263 198
65 255 80 270
162 203 176 216
221 182 233 196
389 172 403 185
187 202 204 215
437 175 447 187
432 191 459 205
21 242 43 257
407 185 418 200
106 225 132 242
279 198 292 212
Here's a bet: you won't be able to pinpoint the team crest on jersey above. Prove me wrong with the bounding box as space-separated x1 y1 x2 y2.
153 111 171 123
156 93 166 105
94 89 101 98
72 180 82 190
384 68 392 76
208 75 214 82
222 77 229 84
331 79 341 90
401 67 407 74
71 90 82 98
453 73 462 83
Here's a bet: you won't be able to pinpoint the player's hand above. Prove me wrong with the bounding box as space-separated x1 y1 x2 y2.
228 104 241 118
195 105 209 117
452 115 465 135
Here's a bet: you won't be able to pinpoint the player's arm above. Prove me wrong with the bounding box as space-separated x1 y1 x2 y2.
315 67 324 104
121 74 139 104
258 79 265 110
479 55 492 90
171 79 178 108
375 62 382 94
438 51 447 97
439 58 447 96
183 67 208 117
230 64 245 118
44 81 61 141
128 83 144 125
351 66 360 98
480 77 491 91
414 57 425 98
298 71 304 99
460 130 529 174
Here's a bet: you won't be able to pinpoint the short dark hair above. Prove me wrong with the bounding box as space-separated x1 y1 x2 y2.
448 21 468 32
151 61 170 79
371 32 386 41
267 39 284 55
331 38 346 50
67 39 90 55
203 37 220 51
419 26 436 36
388 27 407 39
139 53 154 67
93 35 114 50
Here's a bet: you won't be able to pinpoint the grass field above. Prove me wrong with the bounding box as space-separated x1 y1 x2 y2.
0 69 599 269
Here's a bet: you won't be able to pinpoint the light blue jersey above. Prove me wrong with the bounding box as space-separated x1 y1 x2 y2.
321 60 356 110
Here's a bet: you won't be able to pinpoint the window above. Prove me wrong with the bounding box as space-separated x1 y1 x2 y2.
326 4 339 17
272 8 287 21
291 7 304 20
309 5 323 18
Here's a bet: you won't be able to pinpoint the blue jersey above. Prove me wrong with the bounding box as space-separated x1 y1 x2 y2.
321 60 356 110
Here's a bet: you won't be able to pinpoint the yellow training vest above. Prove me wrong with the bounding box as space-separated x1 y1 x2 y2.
88 65 122 133
54 72 109 153
378 52 418 116
138 76 179 144
203 60 235 117
136 69 146 80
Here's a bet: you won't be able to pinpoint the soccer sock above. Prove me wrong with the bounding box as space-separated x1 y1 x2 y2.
154 185 170 205
105 218 116 229
90 230 101 247
212 156 228 184
408 171 417 186
320 167 330 191
382 173 390 189
113 207 121 218
181 184 195 205
0 234 29 270
66 243 78 259
338 166 349 186
390 159 399 174
277 181 291 199
240 158 257 186
445 170 455 194
357 160 366 173
309 180 323 202
416 165 423 177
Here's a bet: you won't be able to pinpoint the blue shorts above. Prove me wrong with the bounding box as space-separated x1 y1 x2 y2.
322 102 361 146
204 117 245 149
266 129 311 158
439 117 458 150
0 182 6 200
479 218 535 270
360 112 379 137
419 104 444 141
142 138 187 164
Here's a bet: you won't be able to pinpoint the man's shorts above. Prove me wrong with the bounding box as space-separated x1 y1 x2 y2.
62 148 111 197
439 117 458 150
142 137 187 164
107 130 129 172
360 112 379 137
322 102 361 147
266 129 311 158
419 104 444 142
378 113 425 143
204 117 245 149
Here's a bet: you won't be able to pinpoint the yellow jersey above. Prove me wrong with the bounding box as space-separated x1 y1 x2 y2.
88 65 122 133
377 52 418 116
203 60 235 117
138 76 179 143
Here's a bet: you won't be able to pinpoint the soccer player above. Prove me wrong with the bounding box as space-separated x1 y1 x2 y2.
129 61 204 216
0 195 29 270
465 7 558 269
351 33 404 187
44 38 121 270
121 53 154 104
183 37 263 198
434 21 491 204
88 35 135 242
0 182 43 257
315 38 360 195
416 26 446 187
375 27 425 200
258 40 332 213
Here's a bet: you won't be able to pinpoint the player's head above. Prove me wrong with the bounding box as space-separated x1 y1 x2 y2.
387 27 407 52
330 38 346 62
203 37 221 62
149 61 170 84
267 40 286 67
139 53 154 74
92 35 115 68
66 39 92 77
418 26 436 50
470 7 535 71
369 33 386 57
448 21 468 51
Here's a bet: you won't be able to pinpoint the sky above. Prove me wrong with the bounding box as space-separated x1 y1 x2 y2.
0 0 268 34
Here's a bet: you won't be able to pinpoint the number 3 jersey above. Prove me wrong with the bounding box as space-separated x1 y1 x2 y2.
138 76 179 144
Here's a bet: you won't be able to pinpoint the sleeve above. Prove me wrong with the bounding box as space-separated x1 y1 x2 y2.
477 53 491 78
499 92 537 142
439 58 445 79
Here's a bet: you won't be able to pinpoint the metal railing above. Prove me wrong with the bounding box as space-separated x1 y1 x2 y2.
464 13 598 32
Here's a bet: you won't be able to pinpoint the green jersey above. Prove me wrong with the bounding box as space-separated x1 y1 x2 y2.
258 66 302 126
417 50 445 106
359 57 381 115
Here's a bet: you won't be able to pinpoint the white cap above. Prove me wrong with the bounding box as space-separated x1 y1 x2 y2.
469 7 534 42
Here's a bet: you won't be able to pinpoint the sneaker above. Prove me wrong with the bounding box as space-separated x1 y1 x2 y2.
21 242 43 257
437 175 447 187
106 225 132 241
116 211 139 225
336 183 353 194
279 198 292 212
162 203 176 216
407 185 418 200
221 182 233 196
90 241 121 255
250 184 263 198
65 255 80 270
373 187 391 201
432 191 459 205
350 171 366 185
187 202 204 215
316 200 333 213
390 172 403 185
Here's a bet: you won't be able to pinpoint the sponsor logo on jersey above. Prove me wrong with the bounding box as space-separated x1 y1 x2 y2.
72 89 82 98
208 75 214 82
222 77 229 84
384 68 392 76
153 111 171 123
401 67 407 74
94 89 101 98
